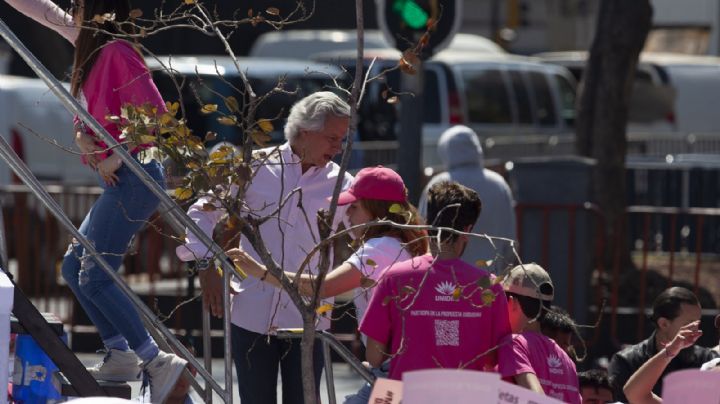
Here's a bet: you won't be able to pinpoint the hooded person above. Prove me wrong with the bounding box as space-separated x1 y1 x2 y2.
419 125 516 271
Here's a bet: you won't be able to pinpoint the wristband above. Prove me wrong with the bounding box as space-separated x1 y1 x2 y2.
664 347 677 359
196 258 212 271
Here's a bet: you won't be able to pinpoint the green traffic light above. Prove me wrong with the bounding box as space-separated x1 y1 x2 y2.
392 0 429 29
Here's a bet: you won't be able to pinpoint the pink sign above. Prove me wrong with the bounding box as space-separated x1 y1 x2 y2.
398 369 565 404
497 379 565 404
402 369 500 403
368 377 403 404
662 369 720 404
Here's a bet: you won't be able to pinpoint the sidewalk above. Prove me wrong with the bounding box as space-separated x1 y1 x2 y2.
77 353 367 403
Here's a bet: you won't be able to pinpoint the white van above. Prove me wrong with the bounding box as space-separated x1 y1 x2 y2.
249 29 506 60
0 75 95 185
313 49 577 168
536 51 720 135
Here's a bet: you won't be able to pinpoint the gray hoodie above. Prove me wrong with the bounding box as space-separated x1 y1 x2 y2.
419 125 517 271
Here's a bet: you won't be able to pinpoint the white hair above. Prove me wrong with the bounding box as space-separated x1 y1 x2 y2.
284 91 351 142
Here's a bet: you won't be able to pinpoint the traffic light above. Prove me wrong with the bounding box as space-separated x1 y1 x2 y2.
377 0 461 60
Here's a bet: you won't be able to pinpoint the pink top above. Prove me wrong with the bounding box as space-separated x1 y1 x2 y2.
5 0 164 160
77 40 166 159
498 331 581 404
359 255 511 380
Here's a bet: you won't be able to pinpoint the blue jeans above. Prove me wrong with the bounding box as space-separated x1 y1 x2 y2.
61 159 165 349
231 325 324 404
343 361 389 404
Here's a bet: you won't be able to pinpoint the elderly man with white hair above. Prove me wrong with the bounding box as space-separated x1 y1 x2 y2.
176 91 353 404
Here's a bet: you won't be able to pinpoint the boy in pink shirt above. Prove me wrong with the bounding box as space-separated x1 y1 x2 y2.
497 264 582 404
359 181 511 380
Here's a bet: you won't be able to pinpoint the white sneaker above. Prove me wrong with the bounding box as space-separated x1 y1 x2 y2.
142 351 188 403
87 349 142 382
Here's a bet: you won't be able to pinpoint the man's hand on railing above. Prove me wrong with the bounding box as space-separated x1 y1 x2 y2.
199 267 226 318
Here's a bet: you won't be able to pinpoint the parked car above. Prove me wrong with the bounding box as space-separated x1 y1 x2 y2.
249 29 506 60
146 56 346 147
535 51 720 135
0 74 95 185
313 49 577 169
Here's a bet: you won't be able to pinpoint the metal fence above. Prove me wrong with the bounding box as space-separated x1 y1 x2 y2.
6 183 720 357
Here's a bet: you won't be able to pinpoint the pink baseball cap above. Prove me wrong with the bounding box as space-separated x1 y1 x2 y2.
337 166 407 205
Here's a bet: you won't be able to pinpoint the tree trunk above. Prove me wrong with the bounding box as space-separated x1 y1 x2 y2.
301 316 318 404
576 0 652 273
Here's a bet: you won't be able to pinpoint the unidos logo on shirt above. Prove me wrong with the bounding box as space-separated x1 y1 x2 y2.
434 281 456 302
547 354 564 375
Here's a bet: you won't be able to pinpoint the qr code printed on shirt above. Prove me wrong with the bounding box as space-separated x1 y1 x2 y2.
434 319 460 346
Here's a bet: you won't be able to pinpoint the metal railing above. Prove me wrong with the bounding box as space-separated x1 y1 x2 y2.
277 329 374 404
0 17 236 402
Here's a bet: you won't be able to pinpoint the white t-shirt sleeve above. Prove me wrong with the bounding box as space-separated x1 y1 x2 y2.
345 240 381 279
344 237 408 281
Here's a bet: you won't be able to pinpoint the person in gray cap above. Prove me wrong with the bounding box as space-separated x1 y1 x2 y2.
497 263 582 404
418 125 516 272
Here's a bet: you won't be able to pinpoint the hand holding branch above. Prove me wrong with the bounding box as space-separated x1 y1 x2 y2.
226 248 266 279
75 130 102 168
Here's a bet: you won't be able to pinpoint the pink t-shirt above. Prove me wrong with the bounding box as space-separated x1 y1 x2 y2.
498 331 581 404
77 40 166 159
359 254 511 380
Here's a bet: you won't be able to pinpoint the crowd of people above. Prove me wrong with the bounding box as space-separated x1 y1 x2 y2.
5 1 720 403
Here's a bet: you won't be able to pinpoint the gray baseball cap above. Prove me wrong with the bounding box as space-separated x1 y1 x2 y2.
502 263 554 302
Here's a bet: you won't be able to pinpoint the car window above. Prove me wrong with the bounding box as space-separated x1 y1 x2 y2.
554 73 576 126
508 70 533 124
385 69 441 124
462 69 512 124
528 71 557 127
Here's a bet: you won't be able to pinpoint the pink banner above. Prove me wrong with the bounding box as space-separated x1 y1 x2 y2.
662 369 720 404
368 377 403 404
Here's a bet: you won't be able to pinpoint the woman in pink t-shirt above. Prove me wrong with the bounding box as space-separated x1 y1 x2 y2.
229 165 428 321
5 1 186 401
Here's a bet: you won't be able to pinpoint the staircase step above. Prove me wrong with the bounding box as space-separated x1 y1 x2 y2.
54 372 132 399
11 312 64 336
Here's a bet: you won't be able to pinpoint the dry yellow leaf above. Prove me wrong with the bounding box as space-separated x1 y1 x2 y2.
316 303 333 315
481 289 496 305
174 187 193 200
201 104 218 114
217 116 237 126
257 119 274 134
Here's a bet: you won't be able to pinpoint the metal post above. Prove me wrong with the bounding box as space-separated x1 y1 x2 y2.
398 65 424 203
276 329 375 384
322 339 337 404
202 308 214 404
223 261 233 404
0 200 7 269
